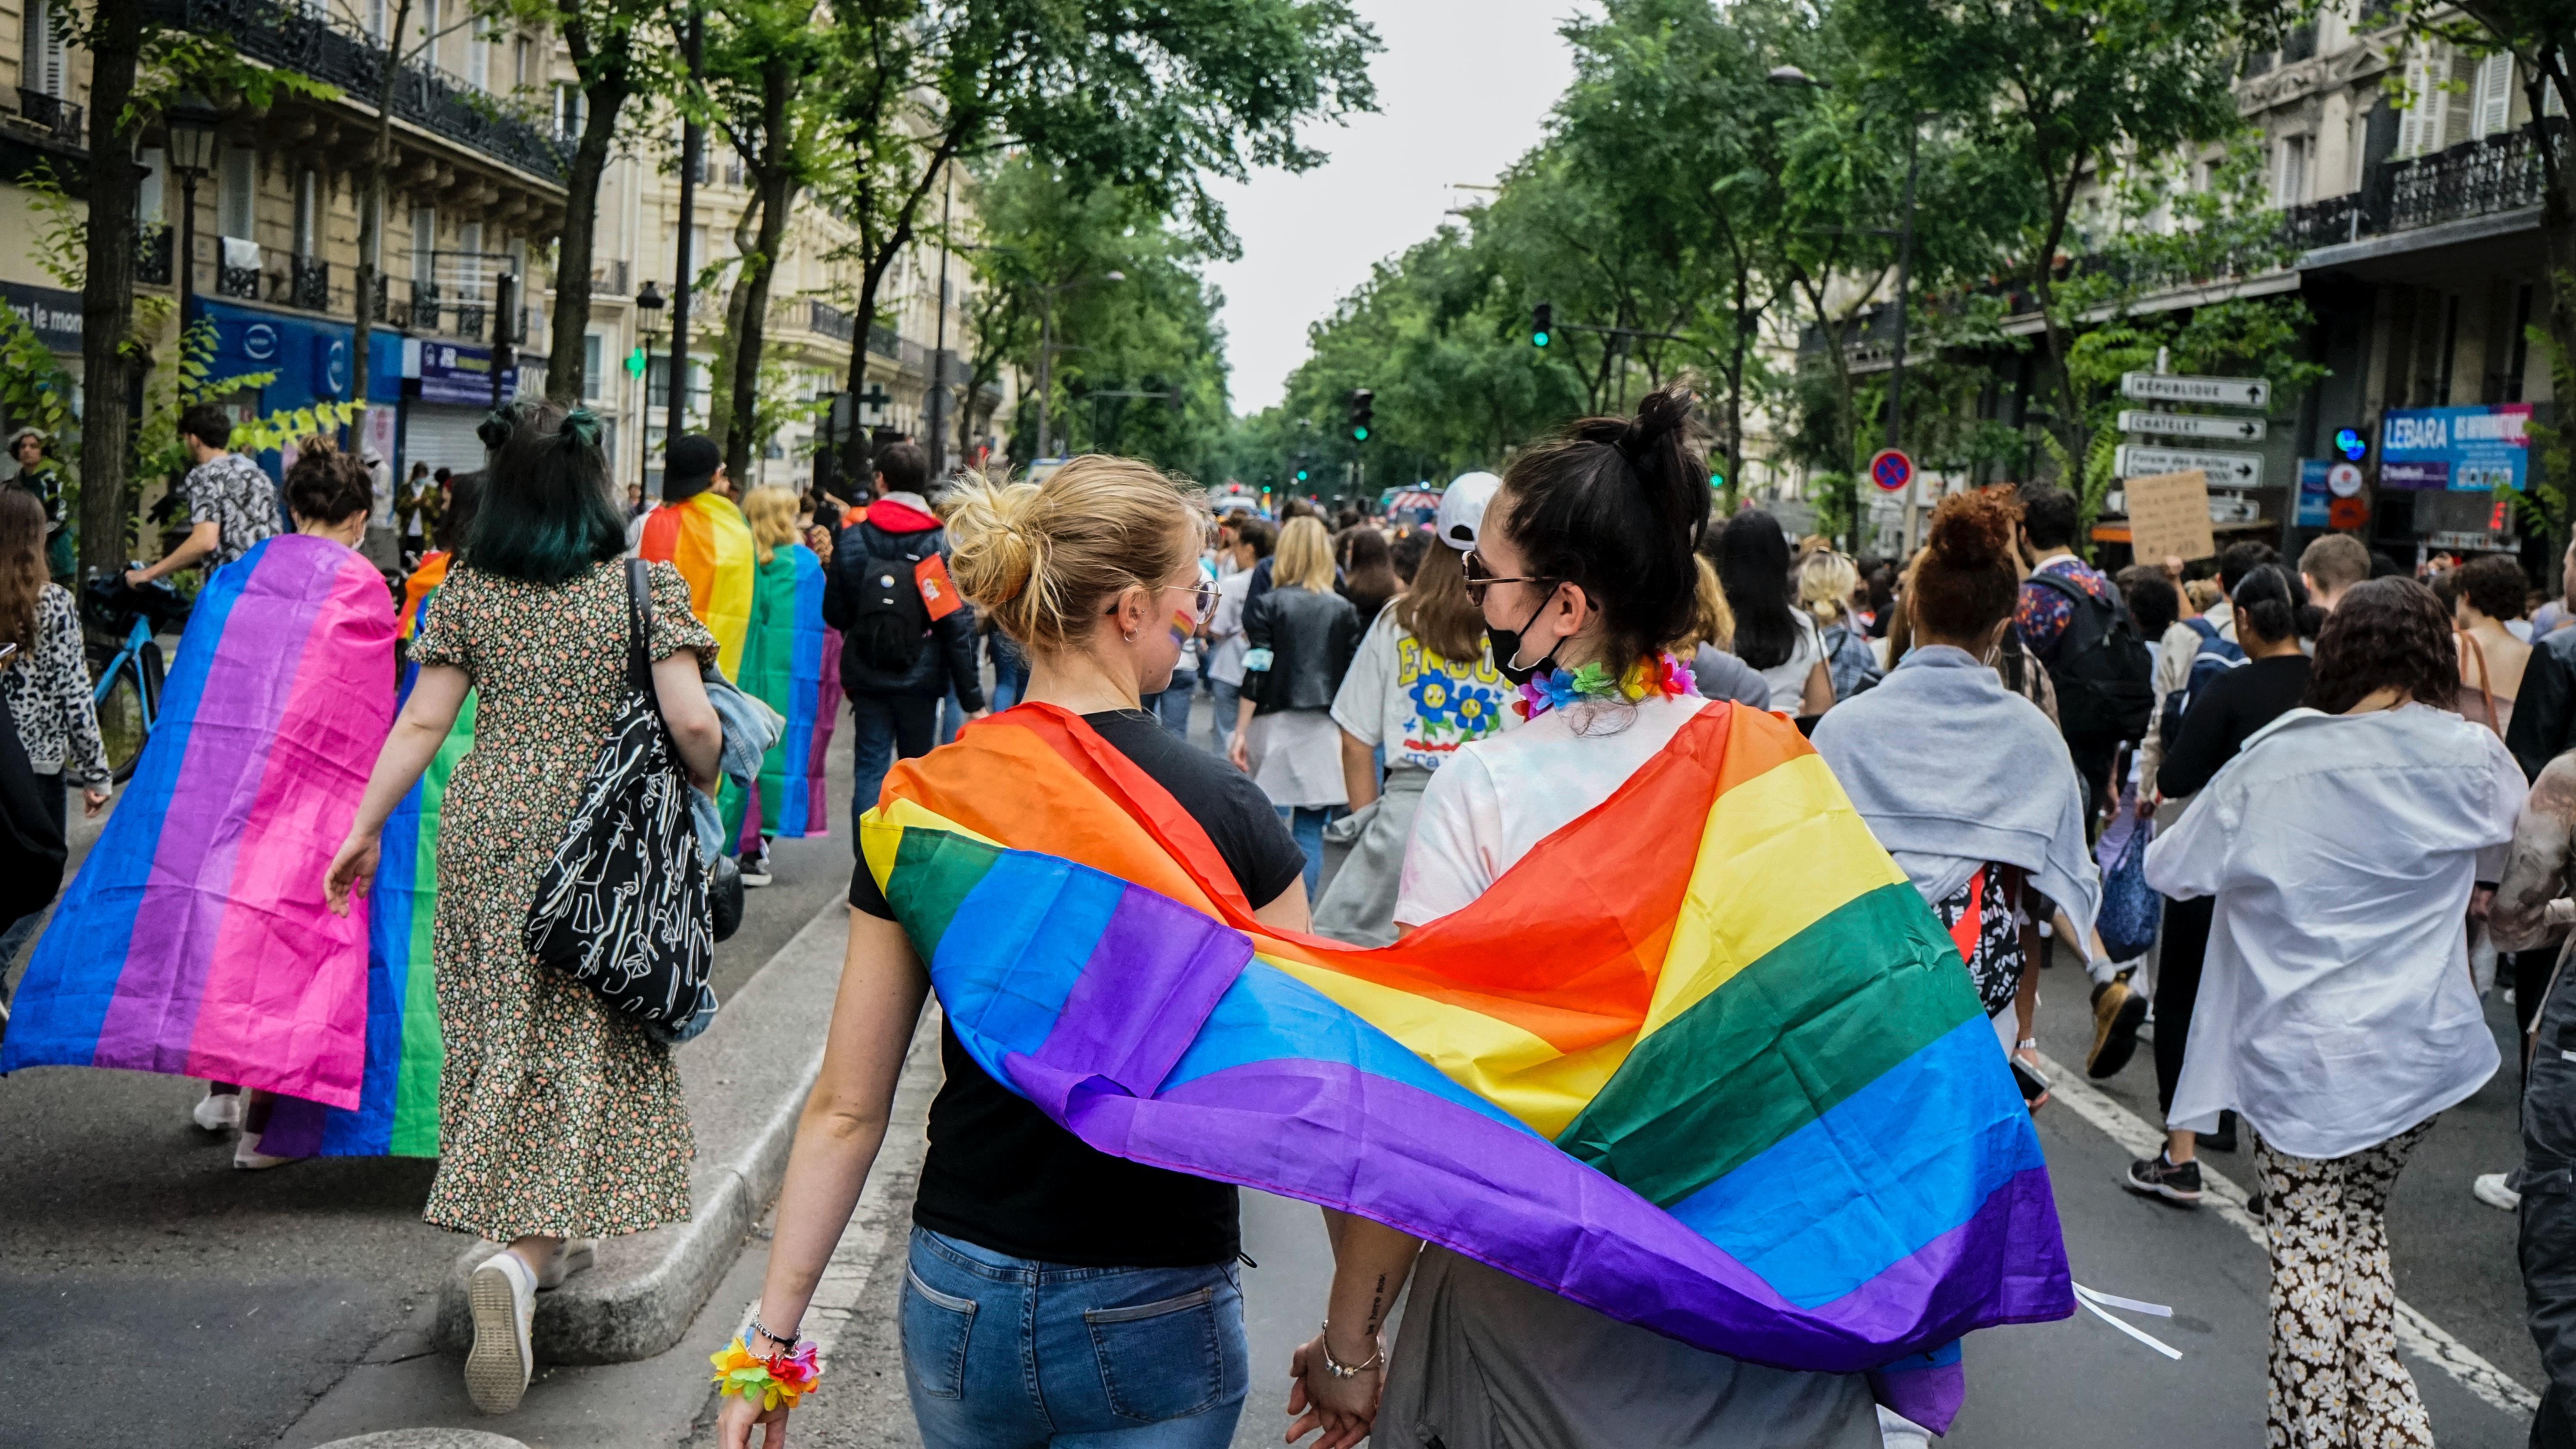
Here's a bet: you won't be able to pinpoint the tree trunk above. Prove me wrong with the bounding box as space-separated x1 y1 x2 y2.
76 0 143 582
351 0 416 442
545 13 634 407
839 244 902 485
707 197 762 452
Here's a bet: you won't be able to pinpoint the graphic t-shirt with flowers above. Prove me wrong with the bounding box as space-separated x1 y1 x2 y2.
1331 606 1513 772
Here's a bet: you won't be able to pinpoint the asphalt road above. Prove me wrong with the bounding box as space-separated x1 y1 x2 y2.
0 707 858 1449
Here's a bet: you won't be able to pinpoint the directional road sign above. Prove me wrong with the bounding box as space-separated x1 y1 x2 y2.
1868 447 1915 494
2120 372 2270 409
2116 409 2267 443
2115 444 2263 487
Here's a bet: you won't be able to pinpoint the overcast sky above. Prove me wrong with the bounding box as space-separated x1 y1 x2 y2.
1203 0 1582 416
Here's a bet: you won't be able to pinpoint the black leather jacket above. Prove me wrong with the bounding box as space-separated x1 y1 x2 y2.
1242 584 1358 714
2511 627 2576 782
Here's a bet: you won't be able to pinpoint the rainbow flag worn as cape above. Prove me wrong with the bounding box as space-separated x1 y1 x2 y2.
0 536 396 1108
318 556 474 1155
733 540 838 847
862 703 2072 1431
638 491 753 678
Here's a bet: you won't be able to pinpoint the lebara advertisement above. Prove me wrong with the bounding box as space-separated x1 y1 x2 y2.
2378 403 2531 492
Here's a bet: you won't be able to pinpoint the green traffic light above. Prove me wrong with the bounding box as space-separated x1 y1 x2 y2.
1532 331 1550 348
1352 426 1368 441
1295 469 1309 482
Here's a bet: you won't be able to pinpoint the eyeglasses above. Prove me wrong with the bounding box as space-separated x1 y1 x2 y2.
1461 549 1557 605
1163 576 1219 620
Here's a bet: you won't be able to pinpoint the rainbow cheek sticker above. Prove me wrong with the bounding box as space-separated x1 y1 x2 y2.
1170 609 1197 646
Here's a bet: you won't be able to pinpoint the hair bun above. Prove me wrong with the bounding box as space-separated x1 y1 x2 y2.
1925 488 2021 572
1622 386 1693 457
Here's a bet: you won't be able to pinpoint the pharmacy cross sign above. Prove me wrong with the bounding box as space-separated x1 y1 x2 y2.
857 382 894 420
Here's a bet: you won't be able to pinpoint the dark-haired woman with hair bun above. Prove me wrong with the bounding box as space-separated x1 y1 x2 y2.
1294 387 1884 1449
2144 576 2519 1449
1813 488 2104 1125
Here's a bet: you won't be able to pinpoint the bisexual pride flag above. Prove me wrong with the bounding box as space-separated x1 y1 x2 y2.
2 536 395 1109
862 703 2071 1430
734 541 838 847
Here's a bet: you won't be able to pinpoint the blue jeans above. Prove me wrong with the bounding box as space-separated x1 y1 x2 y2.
1141 667 1195 739
901 1228 1248 1449
1276 805 1335 901
991 658 1029 712
940 687 966 746
850 692 941 842
1206 679 1241 750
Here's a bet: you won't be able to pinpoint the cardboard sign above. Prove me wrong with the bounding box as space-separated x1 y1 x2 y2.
2124 469 2215 564
913 553 961 621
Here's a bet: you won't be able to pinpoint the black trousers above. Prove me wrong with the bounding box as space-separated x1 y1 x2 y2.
2153 894 2216 1121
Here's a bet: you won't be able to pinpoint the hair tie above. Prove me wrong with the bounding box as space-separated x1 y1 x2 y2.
559 408 603 452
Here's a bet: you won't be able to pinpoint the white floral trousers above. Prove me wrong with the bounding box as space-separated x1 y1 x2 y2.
2255 1118 2438 1449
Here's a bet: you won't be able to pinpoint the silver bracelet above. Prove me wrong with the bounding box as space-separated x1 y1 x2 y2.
1318 1321 1384 1378
747 1313 800 1355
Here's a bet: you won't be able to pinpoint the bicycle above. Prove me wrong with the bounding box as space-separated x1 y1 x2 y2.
83 574 190 783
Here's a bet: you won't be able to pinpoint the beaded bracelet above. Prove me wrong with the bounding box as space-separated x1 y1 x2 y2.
711 1334 823 1410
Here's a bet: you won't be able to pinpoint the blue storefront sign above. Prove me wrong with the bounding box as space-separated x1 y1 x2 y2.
2295 458 2331 527
199 299 406 409
410 339 518 405
2378 403 2532 492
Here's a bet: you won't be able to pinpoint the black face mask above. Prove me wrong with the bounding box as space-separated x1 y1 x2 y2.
1487 591 1564 687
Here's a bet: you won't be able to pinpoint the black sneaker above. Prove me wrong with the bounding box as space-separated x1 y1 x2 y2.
2123 1152 2203 1205
2087 969 2147 1079
740 850 774 888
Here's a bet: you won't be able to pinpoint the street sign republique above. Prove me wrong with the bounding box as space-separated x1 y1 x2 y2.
2115 409 2266 442
2116 444 2263 486
2120 372 2270 409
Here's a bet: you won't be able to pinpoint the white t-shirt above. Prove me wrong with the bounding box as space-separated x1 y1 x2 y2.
1205 569 1254 685
1395 694 1710 927
1330 608 1515 772
1757 612 1826 713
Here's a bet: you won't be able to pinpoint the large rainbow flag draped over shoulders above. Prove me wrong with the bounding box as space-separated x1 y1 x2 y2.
319 556 474 1156
0 536 396 1108
638 491 754 678
734 540 837 846
862 702 2071 1430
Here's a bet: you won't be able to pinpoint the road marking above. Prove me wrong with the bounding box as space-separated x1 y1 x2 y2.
2032 1050 2540 1417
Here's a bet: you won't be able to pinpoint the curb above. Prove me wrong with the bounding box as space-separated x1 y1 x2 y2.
433 900 847 1365
313 1433 531 1449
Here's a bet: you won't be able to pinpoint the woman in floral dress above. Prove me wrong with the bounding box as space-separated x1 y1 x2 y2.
326 403 726 1416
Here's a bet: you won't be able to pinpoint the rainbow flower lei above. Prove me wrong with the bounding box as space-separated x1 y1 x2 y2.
1512 651 1698 721
711 1334 823 1411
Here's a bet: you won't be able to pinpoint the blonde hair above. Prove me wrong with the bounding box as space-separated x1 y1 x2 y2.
1273 516 1336 593
1679 555 1736 652
1798 550 1859 626
742 485 800 565
945 456 1203 653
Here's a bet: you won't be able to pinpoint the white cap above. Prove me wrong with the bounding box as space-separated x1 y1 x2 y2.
1435 472 1502 552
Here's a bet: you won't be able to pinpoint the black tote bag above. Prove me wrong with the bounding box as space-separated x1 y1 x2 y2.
523 560 715 1033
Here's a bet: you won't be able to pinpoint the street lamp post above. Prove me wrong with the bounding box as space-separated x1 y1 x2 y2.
164 96 223 326
636 280 666 494
1033 270 1124 460
667 6 704 455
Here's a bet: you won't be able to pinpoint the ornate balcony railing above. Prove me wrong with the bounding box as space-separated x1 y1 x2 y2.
15 88 83 144
289 255 331 311
408 278 441 331
453 303 487 341
136 224 173 286
216 248 261 300
810 300 854 341
138 0 568 183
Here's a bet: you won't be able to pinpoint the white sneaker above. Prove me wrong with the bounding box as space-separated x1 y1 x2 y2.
537 1237 597 1291
740 851 773 888
465 1249 539 1413
2475 1172 2523 1212
192 1091 242 1133
232 1133 300 1170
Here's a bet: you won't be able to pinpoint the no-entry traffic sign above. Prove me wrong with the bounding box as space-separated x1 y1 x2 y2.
1869 448 1915 494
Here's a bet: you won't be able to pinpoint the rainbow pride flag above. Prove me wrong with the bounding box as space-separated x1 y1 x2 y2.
734 541 838 847
317 560 474 1156
862 703 2070 1427
0 536 396 1108
638 491 753 678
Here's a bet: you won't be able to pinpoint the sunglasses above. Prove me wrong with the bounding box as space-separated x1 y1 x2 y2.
1461 549 1558 606
1165 576 1219 619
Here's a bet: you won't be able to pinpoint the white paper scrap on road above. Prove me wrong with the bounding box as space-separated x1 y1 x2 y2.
2074 1284 2184 1361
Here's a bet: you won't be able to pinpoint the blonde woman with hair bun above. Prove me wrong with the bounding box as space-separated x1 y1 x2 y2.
729 485 833 886
717 455 1311 1449
1798 549 1883 700
1230 514 1361 897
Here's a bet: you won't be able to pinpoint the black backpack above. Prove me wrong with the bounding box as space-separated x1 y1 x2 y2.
845 526 937 674
0 684 64 927
2023 569 2154 745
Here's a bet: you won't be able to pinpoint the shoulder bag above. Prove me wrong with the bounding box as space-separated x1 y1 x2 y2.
524 559 717 1040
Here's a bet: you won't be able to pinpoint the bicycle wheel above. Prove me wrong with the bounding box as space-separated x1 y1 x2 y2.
95 664 146 784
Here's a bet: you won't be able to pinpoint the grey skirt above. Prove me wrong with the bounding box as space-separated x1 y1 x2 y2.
1375 1247 1880 1449
1312 765 1430 948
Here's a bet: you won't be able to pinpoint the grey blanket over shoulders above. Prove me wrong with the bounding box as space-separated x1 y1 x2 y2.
1809 644 2100 939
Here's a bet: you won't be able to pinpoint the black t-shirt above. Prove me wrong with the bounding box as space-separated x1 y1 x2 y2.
850 708 1306 1266
2157 653 2312 800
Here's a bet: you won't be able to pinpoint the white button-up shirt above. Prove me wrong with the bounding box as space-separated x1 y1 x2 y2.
2144 703 2521 1160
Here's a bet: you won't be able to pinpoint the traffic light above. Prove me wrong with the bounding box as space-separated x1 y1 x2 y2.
1532 302 1552 348
2334 427 2367 462
1295 467 1309 483
1347 388 1374 443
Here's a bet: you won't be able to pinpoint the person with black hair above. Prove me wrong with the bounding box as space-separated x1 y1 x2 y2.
2137 540 2278 819
1205 516 1273 752
2145 577 2517 1449
325 400 726 1416
1294 387 1882 1449
1710 510 1832 715
2013 484 2153 825
128 403 281 588
6 427 71 581
2126 565 2325 1204
638 433 757 682
2453 553 2532 737
822 438 986 833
